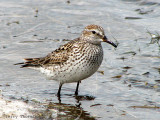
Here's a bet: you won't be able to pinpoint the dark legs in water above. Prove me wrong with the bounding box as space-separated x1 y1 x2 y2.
57 81 81 97
57 83 63 97
75 81 80 95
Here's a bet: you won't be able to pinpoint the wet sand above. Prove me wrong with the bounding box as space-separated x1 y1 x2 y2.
0 0 160 120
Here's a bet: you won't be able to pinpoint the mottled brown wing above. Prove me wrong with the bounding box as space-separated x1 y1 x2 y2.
18 38 80 68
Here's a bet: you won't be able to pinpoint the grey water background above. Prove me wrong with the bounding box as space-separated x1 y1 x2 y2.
0 0 160 119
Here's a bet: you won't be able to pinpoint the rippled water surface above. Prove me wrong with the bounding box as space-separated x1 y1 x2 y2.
0 0 160 119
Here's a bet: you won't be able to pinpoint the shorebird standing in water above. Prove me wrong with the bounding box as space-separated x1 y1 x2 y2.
15 24 117 97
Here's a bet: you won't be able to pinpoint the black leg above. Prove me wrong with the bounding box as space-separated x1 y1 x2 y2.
75 81 80 95
57 83 63 97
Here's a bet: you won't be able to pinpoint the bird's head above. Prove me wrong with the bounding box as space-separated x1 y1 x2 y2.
81 24 117 48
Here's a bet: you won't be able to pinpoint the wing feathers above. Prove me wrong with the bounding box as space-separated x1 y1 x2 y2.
15 38 81 68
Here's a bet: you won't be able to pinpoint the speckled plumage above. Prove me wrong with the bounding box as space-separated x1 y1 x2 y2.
15 24 117 96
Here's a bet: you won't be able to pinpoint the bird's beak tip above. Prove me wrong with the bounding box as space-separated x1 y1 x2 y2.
102 36 117 48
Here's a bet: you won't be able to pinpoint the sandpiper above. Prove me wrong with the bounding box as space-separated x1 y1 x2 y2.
15 25 117 97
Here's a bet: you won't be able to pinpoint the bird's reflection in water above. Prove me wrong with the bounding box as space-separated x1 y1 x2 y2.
38 90 96 119
45 94 96 120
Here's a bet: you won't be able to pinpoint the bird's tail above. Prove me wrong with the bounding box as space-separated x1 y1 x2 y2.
14 58 41 68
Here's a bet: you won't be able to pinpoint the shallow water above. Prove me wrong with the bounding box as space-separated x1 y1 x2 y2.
0 0 160 119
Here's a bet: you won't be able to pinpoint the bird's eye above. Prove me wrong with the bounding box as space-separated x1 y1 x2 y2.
92 31 96 34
